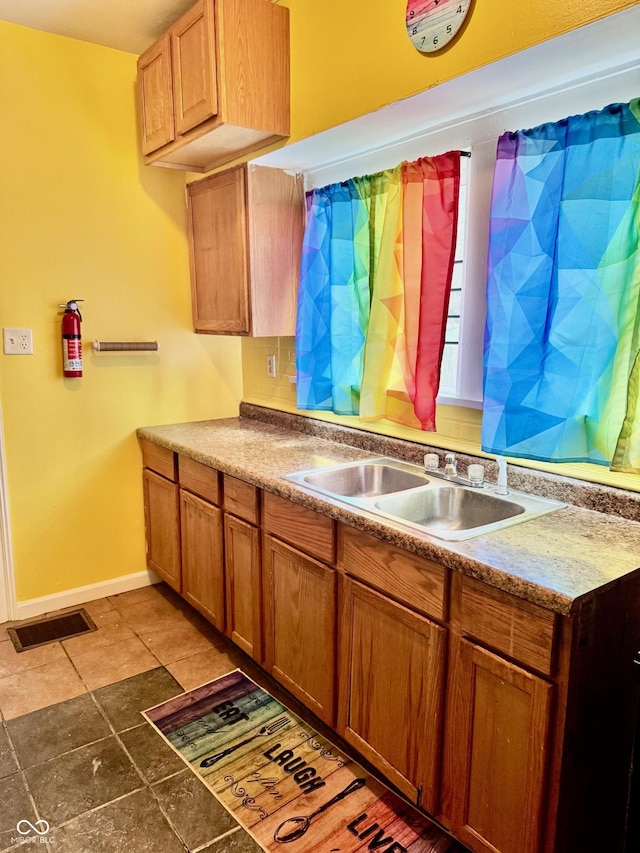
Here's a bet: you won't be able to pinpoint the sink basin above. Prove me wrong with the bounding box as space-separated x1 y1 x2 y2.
284 456 565 540
300 462 429 498
374 486 524 532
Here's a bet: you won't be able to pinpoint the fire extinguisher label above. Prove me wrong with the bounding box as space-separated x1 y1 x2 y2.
63 338 82 371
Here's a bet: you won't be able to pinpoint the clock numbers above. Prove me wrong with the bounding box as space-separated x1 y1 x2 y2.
405 0 472 54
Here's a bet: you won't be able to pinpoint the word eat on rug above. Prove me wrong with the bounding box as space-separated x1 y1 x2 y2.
144 670 466 852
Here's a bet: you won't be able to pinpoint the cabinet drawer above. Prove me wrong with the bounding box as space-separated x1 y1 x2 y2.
140 438 176 481
339 526 446 622
179 455 220 504
263 492 335 565
460 576 557 675
223 475 259 524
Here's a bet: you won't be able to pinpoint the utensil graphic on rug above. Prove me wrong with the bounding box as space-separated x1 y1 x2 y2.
199 716 291 767
273 777 367 843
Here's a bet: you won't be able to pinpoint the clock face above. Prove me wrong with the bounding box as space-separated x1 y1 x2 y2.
406 0 472 54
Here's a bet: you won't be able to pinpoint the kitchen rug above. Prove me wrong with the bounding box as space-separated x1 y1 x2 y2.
144 669 466 852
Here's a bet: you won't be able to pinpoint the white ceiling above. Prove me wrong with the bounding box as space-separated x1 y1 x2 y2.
0 0 195 54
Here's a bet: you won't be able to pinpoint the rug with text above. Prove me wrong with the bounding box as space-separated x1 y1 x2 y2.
144 669 467 853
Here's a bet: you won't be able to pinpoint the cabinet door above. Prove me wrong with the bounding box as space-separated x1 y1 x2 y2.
443 638 553 853
224 513 261 661
171 0 218 135
338 578 446 811
187 167 250 334
263 535 336 725
180 489 224 629
137 33 175 154
143 469 181 592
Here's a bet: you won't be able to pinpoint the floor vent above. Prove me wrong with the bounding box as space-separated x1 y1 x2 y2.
7 609 97 652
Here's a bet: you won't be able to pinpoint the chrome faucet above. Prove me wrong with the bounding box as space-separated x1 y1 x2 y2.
424 452 485 488
444 453 457 479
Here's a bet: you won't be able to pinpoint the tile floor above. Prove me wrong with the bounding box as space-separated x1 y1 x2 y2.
0 583 264 852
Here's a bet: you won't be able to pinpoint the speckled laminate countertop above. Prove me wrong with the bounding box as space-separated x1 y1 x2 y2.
137 413 640 617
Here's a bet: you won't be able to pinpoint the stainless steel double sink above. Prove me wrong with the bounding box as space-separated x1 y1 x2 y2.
285 457 564 541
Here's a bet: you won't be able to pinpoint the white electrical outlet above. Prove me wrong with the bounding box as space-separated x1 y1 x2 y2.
266 354 277 378
3 328 34 355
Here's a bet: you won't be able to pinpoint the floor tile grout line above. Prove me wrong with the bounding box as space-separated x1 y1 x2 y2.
192 824 243 851
1 716 21 771
37 783 148 834
86 685 199 849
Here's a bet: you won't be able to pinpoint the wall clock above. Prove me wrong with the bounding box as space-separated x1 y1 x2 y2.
406 0 472 54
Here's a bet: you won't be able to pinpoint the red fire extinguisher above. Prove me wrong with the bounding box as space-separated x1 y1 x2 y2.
60 300 84 377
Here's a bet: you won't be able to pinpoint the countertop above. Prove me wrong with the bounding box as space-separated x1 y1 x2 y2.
137 413 640 616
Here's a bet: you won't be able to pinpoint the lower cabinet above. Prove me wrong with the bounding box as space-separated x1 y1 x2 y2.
180 489 225 629
262 534 336 725
338 576 446 812
139 440 639 853
142 468 181 592
442 636 553 853
224 513 261 660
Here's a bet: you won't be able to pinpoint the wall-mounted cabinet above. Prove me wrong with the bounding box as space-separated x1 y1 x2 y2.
187 163 303 336
137 0 290 172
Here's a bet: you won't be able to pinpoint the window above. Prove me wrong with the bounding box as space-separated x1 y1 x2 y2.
438 158 467 399
264 44 638 415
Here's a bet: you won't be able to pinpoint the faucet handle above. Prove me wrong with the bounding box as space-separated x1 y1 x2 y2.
467 464 485 487
424 453 439 471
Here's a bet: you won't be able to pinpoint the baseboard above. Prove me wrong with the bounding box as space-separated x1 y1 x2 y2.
13 569 162 621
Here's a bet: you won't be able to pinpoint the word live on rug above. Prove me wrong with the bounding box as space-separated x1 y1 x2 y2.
144 670 465 853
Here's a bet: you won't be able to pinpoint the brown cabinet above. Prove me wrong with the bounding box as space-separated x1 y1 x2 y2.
338 576 446 811
138 436 640 853
187 163 303 336
178 456 225 628
262 534 337 726
442 637 553 853
439 575 557 852
262 492 337 725
142 468 181 592
171 0 217 136
137 0 289 172
180 490 225 628
137 33 174 155
141 439 181 592
223 474 261 662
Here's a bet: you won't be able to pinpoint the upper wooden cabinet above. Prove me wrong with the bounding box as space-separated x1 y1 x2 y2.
187 163 303 336
137 0 290 172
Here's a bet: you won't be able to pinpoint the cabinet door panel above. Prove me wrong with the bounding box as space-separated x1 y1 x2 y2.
338 578 445 809
137 33 175 154
143 469 181 591
444 638 553 853
263 536 336 724
224 514 261 661
180 489 224 629
171 0 218 134
187 167 250 333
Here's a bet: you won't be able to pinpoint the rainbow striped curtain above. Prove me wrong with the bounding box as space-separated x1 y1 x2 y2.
482 99 640 471
296 152 461 430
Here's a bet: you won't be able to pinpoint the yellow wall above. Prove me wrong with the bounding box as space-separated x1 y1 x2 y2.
242 0 640 493
283 0 637 143
0 22 242 602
